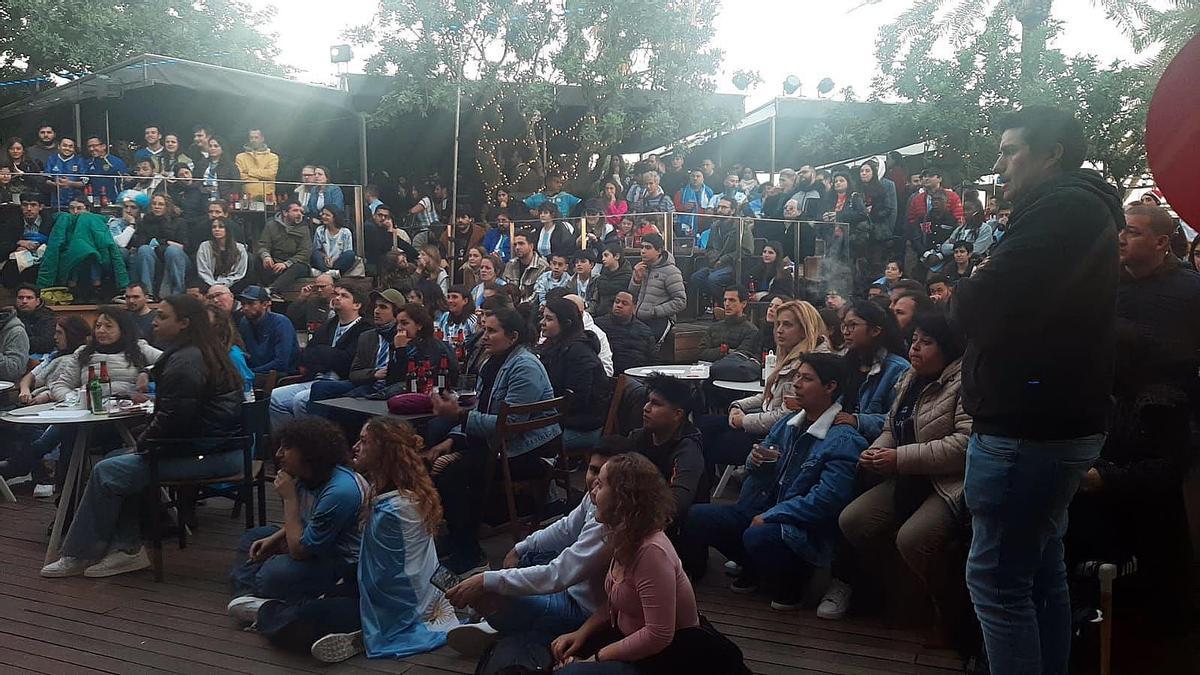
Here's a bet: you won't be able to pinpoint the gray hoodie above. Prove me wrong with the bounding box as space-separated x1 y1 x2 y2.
0 309 30 383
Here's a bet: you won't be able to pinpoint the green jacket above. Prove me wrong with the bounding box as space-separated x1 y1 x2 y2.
698 315 760 361
38 212 129 288
257 214 312 268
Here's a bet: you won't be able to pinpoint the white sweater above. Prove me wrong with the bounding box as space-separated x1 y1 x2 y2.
196 241 249 288
481 493 610 614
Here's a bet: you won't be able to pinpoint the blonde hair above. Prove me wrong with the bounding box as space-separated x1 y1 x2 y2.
764 300 828 404
360 418 443 535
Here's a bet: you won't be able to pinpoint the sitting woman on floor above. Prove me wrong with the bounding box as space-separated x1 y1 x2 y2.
228 417 369 619
255 418 458 662
552 453 749 674
41 295 244 579
838 308 971 646
697 299 828 474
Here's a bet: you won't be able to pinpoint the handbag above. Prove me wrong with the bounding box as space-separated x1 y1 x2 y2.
387 392 433 415
709 351 761 382
638 614 751 675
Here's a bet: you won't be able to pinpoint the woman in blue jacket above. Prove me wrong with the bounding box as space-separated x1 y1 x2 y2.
835 299 910 443
684 353 868 610
428 307 561 574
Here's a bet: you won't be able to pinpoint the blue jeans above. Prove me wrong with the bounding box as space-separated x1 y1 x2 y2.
131 245 157 289
689 265 734 303
231 525 352 601
159 244 189 296
486 551 592 638
62 449 243 560
268 382 313 431
311 250 357 274
562 428 601 453
685 501 811 587
964 432 1104 675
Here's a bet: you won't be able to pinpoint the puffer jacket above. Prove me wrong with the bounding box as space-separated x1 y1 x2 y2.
629 253 686 322
139 343 242 446
50 340 163 401
257 213 312 268
536 332 610 431
870 359 971 517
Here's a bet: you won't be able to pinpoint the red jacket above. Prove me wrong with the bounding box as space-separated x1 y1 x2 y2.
907 188 964 226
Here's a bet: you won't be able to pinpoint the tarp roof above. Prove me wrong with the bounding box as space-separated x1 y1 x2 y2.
0 53 356 120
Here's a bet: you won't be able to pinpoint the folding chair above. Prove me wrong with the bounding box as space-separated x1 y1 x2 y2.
485 395 565 543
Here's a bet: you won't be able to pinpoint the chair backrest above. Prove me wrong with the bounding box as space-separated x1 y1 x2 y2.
241 398 272 459
602 375 627 436
254 370 278 398
493 395 565 439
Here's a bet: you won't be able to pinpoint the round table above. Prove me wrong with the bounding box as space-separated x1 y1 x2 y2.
0 380 14 393
713 379 764 394
624 364 710 380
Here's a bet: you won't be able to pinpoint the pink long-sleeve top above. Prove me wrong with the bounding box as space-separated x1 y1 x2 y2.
598 530 699 663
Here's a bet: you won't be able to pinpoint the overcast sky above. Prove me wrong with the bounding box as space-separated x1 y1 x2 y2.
252 0 1149 110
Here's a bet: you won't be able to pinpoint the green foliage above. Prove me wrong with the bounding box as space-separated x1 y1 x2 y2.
0 0 284 82
352 0 733 193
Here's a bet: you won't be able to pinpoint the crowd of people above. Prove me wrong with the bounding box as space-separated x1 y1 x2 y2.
2 104 1198 674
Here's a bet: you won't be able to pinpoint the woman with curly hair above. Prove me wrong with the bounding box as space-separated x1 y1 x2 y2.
550 454 748 674
271 418 458 662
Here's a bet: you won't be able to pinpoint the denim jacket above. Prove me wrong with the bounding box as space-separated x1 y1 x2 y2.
738 403 868 566
853 350 910 442
460 346 561 458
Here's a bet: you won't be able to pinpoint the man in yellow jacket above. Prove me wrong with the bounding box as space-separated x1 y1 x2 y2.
235 128 279 201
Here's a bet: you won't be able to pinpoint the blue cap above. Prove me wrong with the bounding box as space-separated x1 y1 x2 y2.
238 285 270 302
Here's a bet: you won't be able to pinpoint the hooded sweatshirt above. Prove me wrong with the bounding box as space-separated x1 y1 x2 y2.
0 309 30 382
950 169 1122 439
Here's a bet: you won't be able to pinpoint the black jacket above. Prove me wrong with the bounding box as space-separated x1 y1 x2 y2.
537 332 609 431
593 260 633 316
195 157 241 200
299 316 373 381
535 223 578 258
19 304 57 354
951 169 1122 439
595 313 657 375
1115 261 1200 396
140 344 242 445
629 423 709 527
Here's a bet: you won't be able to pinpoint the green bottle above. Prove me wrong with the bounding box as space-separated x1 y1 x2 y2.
87 365 104 414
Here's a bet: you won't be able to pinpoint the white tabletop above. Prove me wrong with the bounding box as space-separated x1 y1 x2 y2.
624 364 711 380
0 380 14 393
1 401 152 425
713 379 765 393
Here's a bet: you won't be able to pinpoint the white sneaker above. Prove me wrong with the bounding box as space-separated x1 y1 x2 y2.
311 630 363 663
446 620 499 658
4 472 32 486
84 548 151 577
227 595 271 624
328 269 340 279
41 556 93 578
816 578 852 620
33 483 54 499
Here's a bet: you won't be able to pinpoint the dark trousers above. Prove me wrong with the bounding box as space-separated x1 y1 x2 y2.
260 262 309 293
684 501 813 592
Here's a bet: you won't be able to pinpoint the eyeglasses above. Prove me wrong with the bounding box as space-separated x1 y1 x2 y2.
841 321 867 332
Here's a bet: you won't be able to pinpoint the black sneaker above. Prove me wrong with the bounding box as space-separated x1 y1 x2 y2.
769 583 803 611
729 570 759 595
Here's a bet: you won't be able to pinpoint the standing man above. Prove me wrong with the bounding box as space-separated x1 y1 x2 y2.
43 137 86 209
13 283 56 355
629 233 686 342
257 200 313 292
634 171 675 237
84 136 128 203
235 129 279 202
950 106 1122 675
133 124 165 173
660 153 688 196
689 196 739 313
28 124 57 166
189 125 212 162
674 169 715 236
522 173 580 219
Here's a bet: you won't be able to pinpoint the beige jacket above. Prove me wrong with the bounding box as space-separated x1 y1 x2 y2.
731 339 831 436
872 358 971 515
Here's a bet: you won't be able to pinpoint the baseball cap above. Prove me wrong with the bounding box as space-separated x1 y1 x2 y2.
370 288 406 311
238 285 271 302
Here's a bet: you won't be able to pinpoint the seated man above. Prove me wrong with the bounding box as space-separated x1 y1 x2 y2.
124 282 157 345
688 196 738 311
1 193 51 288
13 283 56 355
268 283 370 429
310 288 405 403
927 274 954 305
229 417 369 621
628 373 707 530
257 199 313 292
236 285 299 375
502 231 548 305
534 252 573 307
286 273 335 331
683 353 867 611
594 290 656 376
697 285 759 361
0 303 30 383
443 436 627 656
629 233 686 341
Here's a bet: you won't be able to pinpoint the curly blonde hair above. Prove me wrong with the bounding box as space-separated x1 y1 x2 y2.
764 300 828 404
361 418 443 535
601 453 675 566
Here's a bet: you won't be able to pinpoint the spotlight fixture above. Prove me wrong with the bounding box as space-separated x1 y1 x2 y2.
782 75 801 96
330 45 353 64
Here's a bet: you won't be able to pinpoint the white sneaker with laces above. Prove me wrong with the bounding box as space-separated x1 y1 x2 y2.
227 595 271 624
41 556 93 578
84 548 151 577
33 483 54 499
816 578 852 620
446 620 499 658
311 630 364 663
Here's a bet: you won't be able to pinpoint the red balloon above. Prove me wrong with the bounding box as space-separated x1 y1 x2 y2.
1146 33 1200 228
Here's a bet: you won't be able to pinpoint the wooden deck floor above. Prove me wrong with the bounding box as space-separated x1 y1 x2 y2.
1 486 965 675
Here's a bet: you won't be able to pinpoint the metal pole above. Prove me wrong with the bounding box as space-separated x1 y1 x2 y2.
353 186 365 255
104 110 110 146
358 113 369 190
769 101 777 184
73 102 82 147
451 81 462 228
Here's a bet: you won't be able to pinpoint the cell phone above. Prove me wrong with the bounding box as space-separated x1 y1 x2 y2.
430 564 463 593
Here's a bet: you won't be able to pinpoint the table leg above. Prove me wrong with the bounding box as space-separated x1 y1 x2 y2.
0 475 15 503
45 426 93 565
114 421 137 448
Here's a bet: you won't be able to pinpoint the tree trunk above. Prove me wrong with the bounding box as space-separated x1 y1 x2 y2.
1010 0 1053 97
